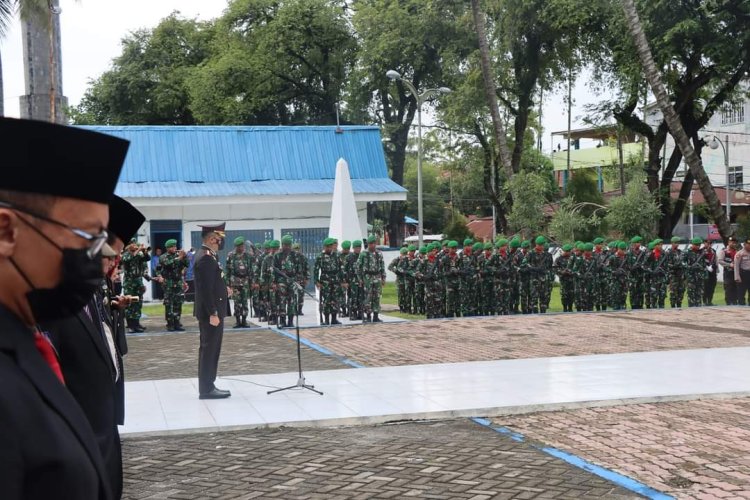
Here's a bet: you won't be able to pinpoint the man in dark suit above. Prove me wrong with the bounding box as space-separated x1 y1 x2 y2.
194 223 231 399
0 117 128 500
42 196 145 499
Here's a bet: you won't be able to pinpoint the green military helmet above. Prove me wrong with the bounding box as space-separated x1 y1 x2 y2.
292 242 301 250
323 237 335 246
509 239 521 249
576 242 585 251
630 235 642 243
233 236 245 247
496 238 508 248
561 243 573 252
367 235 377 244
341 240 351 250
520 240 530 249
281 234 294 245
617 242 627 250
165 239 177 248
691 236 703 245
419 245 428 254
653 238 663 246
263 240 271 249
352 239 362 247
399 247 408 254
407 244 417 252
448 240 459 248
463 238 474 247
593 237 605 244
472 242 483 252
441 239 449 247
535 235 546 245
269 239 280 249
647 241 656 251
583 242 594 252
484 242 493 250
671 236 682 243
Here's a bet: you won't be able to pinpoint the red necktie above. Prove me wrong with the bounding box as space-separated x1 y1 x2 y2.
33 330 65 384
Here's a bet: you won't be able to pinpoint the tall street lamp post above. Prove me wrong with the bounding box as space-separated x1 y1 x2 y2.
386 70 450 248
709 135 731 222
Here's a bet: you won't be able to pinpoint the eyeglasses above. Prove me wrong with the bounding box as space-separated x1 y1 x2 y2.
0 201 109 259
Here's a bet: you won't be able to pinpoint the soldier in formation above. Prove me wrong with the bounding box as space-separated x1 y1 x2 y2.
155 239 188 331
358 235 386 322
121 238 150 332
225 236 252 328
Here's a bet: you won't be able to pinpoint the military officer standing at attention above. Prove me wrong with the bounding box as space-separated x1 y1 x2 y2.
554 244 576 312
0 117 128 499
684 237 707 307
225 236 252 328
667 236 687 308
718 236 739 304
194 223 231 400
292 242 309 315
358 235 386 322
155 239 188 331
702 240 718 306
121 237 150 332
314 238 342 325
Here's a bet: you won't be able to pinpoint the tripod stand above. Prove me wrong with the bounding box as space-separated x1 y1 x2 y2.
268 268 323 396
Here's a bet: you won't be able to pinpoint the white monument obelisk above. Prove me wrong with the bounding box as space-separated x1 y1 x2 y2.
329 158 364 243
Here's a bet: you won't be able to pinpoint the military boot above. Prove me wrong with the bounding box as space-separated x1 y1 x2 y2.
287 315 294 328
323 314 330 325
363 313 371 323
241 316 248 327
330 313 342 325
233 317 242 328
174 320 185 332
268 315 277 326
166 321 175 332
372 313 382 323
126 319 138 333
135 321 147 332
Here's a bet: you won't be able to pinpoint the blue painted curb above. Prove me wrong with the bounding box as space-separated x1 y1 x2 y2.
471 418 674 500
269 326 364 368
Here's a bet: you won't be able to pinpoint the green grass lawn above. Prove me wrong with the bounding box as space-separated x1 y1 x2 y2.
141 281 729 320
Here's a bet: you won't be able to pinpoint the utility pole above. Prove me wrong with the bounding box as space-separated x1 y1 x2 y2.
566 71 572 186
617 131 625 195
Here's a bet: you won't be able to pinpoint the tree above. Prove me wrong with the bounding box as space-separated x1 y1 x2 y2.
605 177 660 238
443 213 473 242
348 0 473 247
189 0 356 125
599 0 749 239
71 13 215 124
548 197 602 243
403 157 447 233
506 170 547 237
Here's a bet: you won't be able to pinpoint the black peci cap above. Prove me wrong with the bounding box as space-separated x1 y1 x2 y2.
200 223 226 238
0 117 128 203
108 196 145 243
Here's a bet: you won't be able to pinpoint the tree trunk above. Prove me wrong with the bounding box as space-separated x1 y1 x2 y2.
621 0 733 239
386 125 410 247
470 0 513 180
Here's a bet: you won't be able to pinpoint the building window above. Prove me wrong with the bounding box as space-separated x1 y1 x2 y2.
721 102 745 125
729 166 743 188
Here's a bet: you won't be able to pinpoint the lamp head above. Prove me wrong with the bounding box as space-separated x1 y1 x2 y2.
386 70 401 81
709 137 720 150
439 87 452 94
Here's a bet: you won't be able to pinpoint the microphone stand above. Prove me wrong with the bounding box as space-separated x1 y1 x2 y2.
268 267 323 396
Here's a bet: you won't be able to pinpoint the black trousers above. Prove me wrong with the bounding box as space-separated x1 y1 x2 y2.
198 317 225 394
703 273 717 305
723 271 738 305
738 269 750 306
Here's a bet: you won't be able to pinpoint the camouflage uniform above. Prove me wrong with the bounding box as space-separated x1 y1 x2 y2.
606 251 630 310
684 247 707 307
344 250 363 320
411 252 426 315
259 248 278 323
515 249 532 314
293 248 310 315
458 249 478 317
314 247 343 323
507 247 522 314
225 248 252 326
490 247 512 315
121 246 150 324
272 248 299 326
571 254 598 311
337 249 351 316
441 251 461 317
666 247 686 308
422 251 444 319
522 247 552 314
157 250 188 330
476 249 496 315
646 248 669 309
592 248 609 310
553 252 576 312
388 253 409 313
357 245 385 321
625 246 648 309
253 247 271 320
570 249 584 311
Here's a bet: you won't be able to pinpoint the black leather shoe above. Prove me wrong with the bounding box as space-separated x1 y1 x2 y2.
199 388 231 400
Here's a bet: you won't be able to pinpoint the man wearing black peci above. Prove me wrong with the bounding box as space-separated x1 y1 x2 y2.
194 223 231 399
0 117 128 500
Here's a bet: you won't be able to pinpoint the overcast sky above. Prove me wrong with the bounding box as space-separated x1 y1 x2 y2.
0 0 612 153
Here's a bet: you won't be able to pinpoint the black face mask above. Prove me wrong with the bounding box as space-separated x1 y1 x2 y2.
217 238 225 251
11 220 104 323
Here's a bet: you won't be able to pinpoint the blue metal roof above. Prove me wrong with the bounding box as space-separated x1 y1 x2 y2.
83 125 394 183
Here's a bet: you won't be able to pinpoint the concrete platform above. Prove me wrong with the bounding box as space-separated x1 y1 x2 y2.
120 346 750 437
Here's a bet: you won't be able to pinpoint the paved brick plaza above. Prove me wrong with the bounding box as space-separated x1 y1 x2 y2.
121 306 750 499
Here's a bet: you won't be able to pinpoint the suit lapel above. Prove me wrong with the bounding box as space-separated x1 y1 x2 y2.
77 306 116 379
0 306 112 500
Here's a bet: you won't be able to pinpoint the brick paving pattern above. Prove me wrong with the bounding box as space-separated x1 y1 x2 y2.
495 398 750 499
300 307 750 367
125 329 347 381
122 419 639 499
